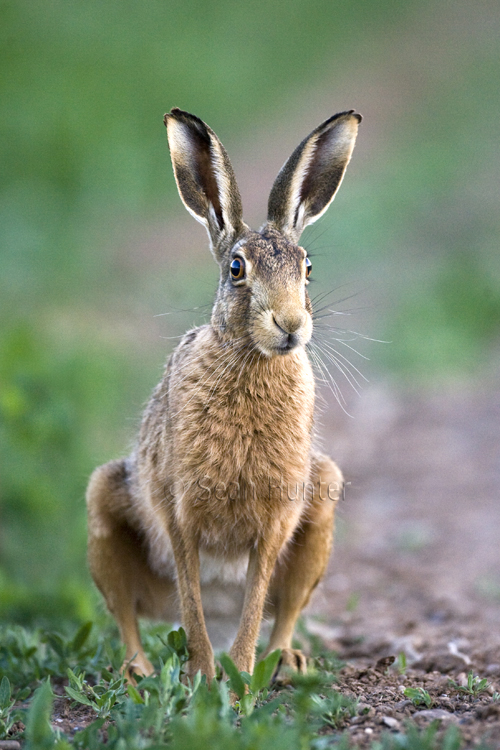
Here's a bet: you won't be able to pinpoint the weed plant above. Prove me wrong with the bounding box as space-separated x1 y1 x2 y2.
448 672 491 698
0 621 473 749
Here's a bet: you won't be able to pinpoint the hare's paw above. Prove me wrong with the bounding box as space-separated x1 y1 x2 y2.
273 648 308 684
186 656 216 684
123 654 155 684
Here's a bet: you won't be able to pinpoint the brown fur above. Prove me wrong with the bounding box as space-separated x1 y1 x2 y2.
86 108 361 681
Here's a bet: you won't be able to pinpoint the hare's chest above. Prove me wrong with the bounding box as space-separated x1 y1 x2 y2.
166 347 315 547
171 381 311 547
177 373 313 479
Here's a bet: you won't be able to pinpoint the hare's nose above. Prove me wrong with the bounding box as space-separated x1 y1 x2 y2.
273 312 306 334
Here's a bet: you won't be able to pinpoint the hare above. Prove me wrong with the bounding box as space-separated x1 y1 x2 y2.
86 107 361 682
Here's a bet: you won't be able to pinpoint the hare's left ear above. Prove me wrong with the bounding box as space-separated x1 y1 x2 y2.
266 110 361 243
164 108 244 259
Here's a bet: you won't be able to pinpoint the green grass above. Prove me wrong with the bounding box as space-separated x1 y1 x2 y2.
0 620 470 749
0 620 355 748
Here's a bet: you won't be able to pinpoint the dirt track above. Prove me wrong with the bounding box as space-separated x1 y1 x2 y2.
306 379 500 746
40 380 500 747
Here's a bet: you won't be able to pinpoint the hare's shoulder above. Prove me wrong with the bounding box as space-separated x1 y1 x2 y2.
136 325 210 461
144 325 211 409
171 324 211 364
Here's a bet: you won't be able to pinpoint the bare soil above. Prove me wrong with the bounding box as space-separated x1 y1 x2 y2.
305 378 500 747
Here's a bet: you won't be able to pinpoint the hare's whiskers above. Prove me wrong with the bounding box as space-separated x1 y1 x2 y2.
310 283 356 307
308 345 351 416
307 342 347 409
319 324 388 343
317 339 368 385
154 302 212 317
314 343 362 395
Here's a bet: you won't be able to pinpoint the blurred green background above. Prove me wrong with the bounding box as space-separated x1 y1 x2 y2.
1 0 499 621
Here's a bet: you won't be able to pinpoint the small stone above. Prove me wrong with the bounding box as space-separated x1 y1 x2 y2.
394 699 412 709
357 703 375 718
415 709 458 723
439 701 454 711
382 716 399 728
364 727 373 734
476 704 500 719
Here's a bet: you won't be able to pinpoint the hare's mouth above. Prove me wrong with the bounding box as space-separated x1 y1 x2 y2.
250 309 311 357
275 333 300 355
254 331 305 358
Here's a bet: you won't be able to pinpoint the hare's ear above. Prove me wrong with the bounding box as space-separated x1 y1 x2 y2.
164 108 244 257
267 111 361 243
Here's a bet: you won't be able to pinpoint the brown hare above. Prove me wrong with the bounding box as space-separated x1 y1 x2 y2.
86 107 361 683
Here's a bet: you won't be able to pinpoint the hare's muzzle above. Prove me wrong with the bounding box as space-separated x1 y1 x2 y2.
269 310 311 355
273 311 307 335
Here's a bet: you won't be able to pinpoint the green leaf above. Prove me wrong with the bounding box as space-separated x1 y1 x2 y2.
250 661 266 695
54 741 72 749
127 684 144 704
64 685 94 707
250 649 281 694
16 686 31 702
136 675 160 697
191 669 202 695
105 642 126 673
403 686 432 707
167 627 189 661
66 667 83 689
0 677 11 708
219 653 246 701
25 680 54 749
72 718 105 748
442 725 462 750
240 692 254 716
45 633 66 658
71 621 93 653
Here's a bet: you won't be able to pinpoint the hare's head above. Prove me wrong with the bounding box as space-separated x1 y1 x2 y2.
164 108 361 357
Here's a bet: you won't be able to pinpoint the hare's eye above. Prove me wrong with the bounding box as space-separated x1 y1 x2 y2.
305 257 312 277
230 257 245 280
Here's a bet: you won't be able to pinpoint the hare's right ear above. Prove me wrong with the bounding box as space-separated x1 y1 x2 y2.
267 111 361 243
164 108 244 258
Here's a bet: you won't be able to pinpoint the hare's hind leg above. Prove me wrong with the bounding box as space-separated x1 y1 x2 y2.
86 460 177 678
265 454 343 675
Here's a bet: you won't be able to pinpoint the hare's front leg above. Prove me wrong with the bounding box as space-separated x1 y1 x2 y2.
265 454 343 676
161 500 215 682
229 528 291 675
